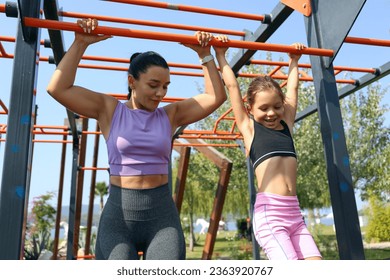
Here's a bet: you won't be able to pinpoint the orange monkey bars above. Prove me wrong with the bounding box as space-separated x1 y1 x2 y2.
59 11 246 37
46 11 390 48
74 53 375 82
250 59 378 74
107 0 266 21
23 18 334 57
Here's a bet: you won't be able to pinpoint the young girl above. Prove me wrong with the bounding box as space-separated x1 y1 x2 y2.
46 18 226 260
214 35 322 260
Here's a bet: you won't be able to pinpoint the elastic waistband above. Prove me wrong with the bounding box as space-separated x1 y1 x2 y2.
255 192 299 207
107 183 175 220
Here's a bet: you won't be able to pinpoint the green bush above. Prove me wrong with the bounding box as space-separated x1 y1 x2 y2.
365 197 390 243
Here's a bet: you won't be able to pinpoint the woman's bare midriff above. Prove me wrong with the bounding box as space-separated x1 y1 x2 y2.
255 157 297 196
110 174 169 189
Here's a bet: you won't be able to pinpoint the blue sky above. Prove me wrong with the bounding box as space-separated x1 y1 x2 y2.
0 0 389 211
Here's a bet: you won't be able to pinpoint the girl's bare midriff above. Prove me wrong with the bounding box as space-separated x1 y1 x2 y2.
110 174 169 189
255 156 297 196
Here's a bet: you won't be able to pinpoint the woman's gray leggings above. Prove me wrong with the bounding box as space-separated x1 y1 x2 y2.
95 183 186 260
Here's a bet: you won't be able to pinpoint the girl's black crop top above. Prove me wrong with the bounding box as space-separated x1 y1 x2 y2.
249 120 297 170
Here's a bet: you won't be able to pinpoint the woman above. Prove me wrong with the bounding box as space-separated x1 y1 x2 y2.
47 18 226 260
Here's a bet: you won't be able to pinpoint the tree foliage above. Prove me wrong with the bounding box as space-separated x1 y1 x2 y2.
364 196 390 242
341 84 390 202
29 192 57 233
294 85 330 209
24 192 56 259
94 181 108 211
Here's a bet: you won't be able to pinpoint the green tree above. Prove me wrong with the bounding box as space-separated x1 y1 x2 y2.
29 192 57 233
95 181 108 211
24 192 56 259
341 84 390 202
364 196 390 242
179 151 218 251
294 85 330 209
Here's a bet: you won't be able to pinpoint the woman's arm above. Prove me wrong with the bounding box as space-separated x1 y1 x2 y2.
46 19 114 122
167 32 227 129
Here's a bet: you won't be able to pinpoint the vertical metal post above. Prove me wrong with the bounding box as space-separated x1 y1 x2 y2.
0 0 42 259
172 146 191 213
304 0 366 259
85 122 101 256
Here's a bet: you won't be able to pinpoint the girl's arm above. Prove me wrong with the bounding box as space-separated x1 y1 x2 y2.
213 35 253 151
284 43 305 130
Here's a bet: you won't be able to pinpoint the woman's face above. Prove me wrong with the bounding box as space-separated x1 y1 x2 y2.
129 66 170 111
248 89 285 129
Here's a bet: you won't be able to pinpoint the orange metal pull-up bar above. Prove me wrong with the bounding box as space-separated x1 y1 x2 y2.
23 18 334 57
107 0 265 21
345 36 390 47
59 11 246 37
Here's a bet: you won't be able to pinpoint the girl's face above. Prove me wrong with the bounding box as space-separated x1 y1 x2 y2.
129 66 170 111
248 89 285 129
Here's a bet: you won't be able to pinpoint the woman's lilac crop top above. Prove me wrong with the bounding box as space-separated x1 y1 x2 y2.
106 102 172 176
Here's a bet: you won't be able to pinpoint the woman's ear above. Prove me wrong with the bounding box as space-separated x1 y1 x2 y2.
128 75 135 89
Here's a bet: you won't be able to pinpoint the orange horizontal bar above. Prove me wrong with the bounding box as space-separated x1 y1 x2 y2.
107 93 186 103
179 135 242 140
108 0 265 21
0 42 11 58
79 167 109 171
250 59 377 74
173 142 239 147
23 18 333 57
0 4 5 13
79 56 375 74
81 131 101 135
33 131 69 136
0 36 16 42
32 139 72 144
182 130 240 136
81 54 204 70
60 11 245 37
239 72 356 84
0 99 8 114
34 124 68 129
78 63 205 77
0 35 46 47
345 36 390 47
78 59 364 82
77 255 95 260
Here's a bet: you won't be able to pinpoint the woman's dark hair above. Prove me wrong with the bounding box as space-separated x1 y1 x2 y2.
127 51 169 100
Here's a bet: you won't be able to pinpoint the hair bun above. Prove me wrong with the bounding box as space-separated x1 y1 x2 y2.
130 52 142 63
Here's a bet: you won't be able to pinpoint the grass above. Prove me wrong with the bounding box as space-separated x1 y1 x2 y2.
185 226 390 260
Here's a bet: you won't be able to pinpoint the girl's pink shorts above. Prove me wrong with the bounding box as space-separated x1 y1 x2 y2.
253 192 322 260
